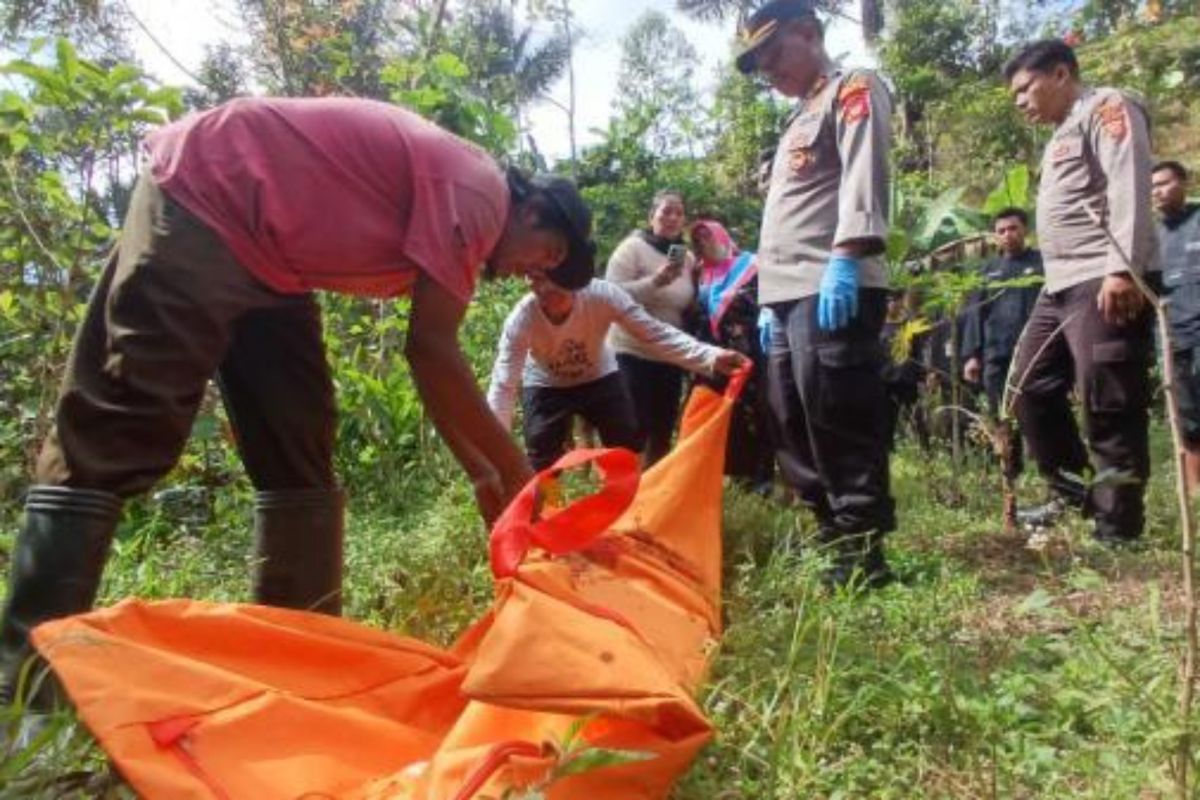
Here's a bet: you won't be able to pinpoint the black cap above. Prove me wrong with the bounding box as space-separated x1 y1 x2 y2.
525 174 594 290
735 0 818 75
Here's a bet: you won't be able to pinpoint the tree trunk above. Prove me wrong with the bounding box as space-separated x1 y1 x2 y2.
560 0 578 177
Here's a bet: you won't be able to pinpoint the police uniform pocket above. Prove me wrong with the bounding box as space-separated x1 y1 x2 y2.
814 341 884 431
1048 136 1083 163
1087 340 1148 414
783 118 822 176
1044 135 1090 199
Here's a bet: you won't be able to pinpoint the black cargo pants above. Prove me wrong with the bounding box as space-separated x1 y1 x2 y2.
766 290 896 536
1010 277 1153 540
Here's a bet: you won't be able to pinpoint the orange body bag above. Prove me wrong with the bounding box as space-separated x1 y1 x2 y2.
33 374 745 799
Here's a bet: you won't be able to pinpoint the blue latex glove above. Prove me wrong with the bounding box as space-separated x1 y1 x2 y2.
757 306 775 354
817 255 860 331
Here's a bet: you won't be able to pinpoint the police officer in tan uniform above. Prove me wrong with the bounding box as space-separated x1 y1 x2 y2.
1004 40 1159 544
736 0 895 587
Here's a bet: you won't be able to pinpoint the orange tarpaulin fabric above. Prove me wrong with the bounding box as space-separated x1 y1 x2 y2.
32 373 745 799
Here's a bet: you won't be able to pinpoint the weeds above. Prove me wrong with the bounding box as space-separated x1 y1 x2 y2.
0 430 1196 798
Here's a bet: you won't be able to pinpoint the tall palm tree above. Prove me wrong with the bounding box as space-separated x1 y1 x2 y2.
446 1 572 165
448 1 570 113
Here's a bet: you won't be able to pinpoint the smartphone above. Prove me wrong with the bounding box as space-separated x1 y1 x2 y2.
667 243 687 265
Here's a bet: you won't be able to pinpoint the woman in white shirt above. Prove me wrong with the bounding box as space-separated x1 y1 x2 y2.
487 275 745 471
604 190 698 466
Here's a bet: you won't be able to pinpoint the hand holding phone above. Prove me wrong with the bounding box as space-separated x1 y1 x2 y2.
655 244 687 286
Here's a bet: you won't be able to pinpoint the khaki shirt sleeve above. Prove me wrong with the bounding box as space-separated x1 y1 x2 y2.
1088 94 1154 276
833 71 891 253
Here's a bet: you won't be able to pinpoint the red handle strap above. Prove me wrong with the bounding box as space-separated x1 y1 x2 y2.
489 447 641 579
452 740 544 800
724 363 752 400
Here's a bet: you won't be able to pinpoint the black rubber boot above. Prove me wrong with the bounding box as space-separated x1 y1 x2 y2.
0 486 121 709
820 528 893 591
862 531 895 589
253 488 344 616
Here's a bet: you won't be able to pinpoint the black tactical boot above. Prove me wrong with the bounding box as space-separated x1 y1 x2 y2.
861 531 895 589
819 528 892 591
0 486 121 709
818 531 856 589
1018 471 1090 531
1015 496 1074 530
253 488 345 615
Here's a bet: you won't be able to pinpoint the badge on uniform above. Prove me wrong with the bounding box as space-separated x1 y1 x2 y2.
1094 96 1128 142
838 75 871 125
1049 137 1082 162
789 144 815 173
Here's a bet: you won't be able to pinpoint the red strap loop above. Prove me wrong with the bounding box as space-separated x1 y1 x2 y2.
489 448 640 578
452 739 544 800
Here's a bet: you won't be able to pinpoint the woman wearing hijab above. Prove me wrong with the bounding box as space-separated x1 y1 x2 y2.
604 190 697 466
692 219 776 491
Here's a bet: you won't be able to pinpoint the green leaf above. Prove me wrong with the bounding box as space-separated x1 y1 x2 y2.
1067 568 1105 592
129 108 171 125
981 164 1030 217
1014 588 1055 617
886 228 912 265
192 414 219 440
556 714 596 754
55 38 79 80
5 130 29 154
430 52 469 79
555 747 656 778
914 186 966 250
0 289 14 317
0 60 57 85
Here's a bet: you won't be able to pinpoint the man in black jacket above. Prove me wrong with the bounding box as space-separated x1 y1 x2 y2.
1153 160 1200 491
961 207 1044 476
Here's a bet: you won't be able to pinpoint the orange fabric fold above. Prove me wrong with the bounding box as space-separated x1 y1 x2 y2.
33 374 746 799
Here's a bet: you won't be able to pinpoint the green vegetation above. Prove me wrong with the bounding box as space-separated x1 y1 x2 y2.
1 431 1195 798
0 1 1198 797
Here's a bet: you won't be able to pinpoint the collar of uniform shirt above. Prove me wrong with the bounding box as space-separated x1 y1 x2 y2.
802 72 834 111
1063 87 1094 127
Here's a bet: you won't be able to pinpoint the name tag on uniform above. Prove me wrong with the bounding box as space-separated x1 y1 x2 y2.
1187 242 1200 252
1049 137 1083 162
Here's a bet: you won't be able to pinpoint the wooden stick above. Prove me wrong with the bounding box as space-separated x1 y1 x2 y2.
1085 207 1196 798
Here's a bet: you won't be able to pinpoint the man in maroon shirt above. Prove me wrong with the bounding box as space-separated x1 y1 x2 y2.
0 97 595 707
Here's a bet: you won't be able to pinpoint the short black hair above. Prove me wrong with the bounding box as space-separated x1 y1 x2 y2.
507 167 570 232
1153 160 1189 182
1003 39 1080 82
993 207 1029 228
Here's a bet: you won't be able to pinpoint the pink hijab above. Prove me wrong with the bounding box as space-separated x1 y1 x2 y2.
691 219 739 284
690 219 758 338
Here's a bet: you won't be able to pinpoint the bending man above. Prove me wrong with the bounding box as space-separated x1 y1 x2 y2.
0 97 597 703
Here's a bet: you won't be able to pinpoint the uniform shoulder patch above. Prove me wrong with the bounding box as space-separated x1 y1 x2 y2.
838 73 872 125
1094 95 1128 142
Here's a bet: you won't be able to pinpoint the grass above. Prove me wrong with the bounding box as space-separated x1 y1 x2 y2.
0 422 1196 799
